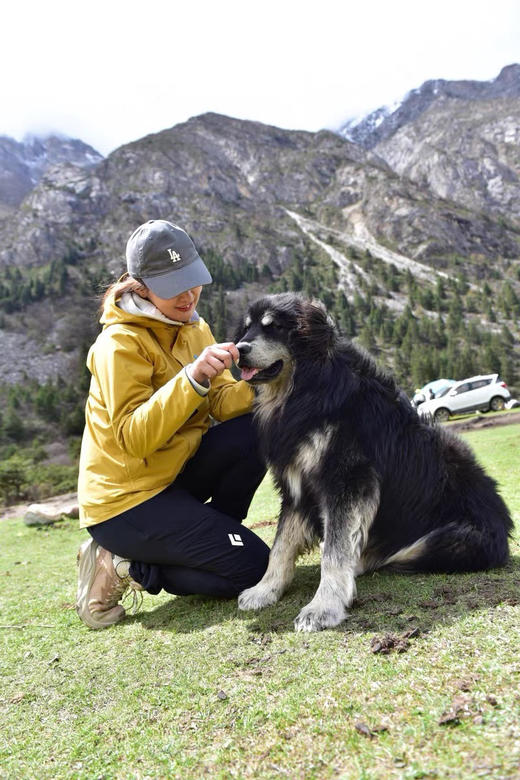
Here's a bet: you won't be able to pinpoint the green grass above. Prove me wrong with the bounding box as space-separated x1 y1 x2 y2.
1 426 519 779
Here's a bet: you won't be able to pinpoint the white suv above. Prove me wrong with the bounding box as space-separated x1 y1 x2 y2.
417 374 511 422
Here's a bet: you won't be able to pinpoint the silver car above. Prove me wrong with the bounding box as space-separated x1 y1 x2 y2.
417 374 511 422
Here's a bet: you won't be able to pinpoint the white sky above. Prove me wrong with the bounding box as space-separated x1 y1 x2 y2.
1 0 519 155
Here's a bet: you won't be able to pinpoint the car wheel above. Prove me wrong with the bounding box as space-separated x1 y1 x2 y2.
434 408 450 422
490 396 505 412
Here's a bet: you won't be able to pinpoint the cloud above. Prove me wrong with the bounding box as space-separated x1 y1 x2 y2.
1 0 519 154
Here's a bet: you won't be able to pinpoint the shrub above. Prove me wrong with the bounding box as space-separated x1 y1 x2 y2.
0 455 31 503
0 456 78 505
24 464 78 502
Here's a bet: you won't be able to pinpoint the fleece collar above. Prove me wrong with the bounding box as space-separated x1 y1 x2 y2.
100 291 200 330
118 292 186 325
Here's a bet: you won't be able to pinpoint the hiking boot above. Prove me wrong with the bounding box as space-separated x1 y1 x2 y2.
76 538 142 629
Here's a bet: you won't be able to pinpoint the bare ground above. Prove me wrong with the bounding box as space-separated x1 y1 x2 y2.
447 410 520 432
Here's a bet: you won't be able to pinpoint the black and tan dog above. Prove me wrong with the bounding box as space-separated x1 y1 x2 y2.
235 293 512 632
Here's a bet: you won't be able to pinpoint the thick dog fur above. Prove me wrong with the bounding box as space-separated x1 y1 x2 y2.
235 293 513 632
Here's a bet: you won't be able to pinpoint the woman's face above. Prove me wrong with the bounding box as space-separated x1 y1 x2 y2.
146 286 203 322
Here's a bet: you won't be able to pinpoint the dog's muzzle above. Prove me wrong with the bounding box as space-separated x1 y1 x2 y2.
236 340 285 383
236 341 252 360
236 341 259 381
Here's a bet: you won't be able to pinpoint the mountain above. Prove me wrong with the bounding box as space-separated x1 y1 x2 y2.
0 134 102 215
340 64 520 149
1 113 516 280
374 94 520 226
338 65 520 225
0 97 519 457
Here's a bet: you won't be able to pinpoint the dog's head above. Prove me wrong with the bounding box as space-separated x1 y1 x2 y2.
235 293 336 385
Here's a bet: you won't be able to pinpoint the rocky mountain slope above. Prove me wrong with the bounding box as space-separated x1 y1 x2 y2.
339 65 520 228
374 95 520 226
340 64 520 148
2 112 517 275
0 134 102 216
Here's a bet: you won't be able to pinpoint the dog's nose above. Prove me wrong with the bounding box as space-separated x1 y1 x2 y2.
236 341 252 357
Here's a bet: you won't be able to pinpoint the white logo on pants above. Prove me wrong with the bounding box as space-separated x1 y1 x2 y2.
228 533 244 546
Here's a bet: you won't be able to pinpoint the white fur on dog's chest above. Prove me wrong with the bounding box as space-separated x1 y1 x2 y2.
282 426 334 503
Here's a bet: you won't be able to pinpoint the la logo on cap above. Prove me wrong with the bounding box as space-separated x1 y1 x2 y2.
167 248 181 263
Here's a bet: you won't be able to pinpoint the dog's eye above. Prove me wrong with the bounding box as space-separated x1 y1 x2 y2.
258 313 288 331
262 319 284 331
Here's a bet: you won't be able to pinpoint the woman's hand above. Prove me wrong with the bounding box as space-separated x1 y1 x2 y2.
189 343 239 385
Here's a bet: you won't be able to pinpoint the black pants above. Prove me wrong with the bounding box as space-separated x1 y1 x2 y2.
88 414 270 598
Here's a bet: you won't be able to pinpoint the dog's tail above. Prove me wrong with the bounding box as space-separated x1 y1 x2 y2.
381 521 510 574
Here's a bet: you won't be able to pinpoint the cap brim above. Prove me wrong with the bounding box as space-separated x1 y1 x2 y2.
141 257 213 299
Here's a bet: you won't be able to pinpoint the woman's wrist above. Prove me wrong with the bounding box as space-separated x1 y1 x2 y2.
185 365 210 395
189 364 210 386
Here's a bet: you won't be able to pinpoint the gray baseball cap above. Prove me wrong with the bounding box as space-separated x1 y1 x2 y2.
126 220 212 298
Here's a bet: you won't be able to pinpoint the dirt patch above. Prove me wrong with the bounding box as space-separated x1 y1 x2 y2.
0 501 31 521
0 492 78 523
447 411 520 432
369 628 421 654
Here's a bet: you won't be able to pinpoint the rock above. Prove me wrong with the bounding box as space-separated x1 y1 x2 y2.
23 492 79 526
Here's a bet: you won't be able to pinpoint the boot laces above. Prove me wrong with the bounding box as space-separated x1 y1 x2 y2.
122 585 143 615
103 574 129 608
109 556 143 614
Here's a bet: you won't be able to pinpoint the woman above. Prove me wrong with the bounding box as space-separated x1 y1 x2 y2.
76 219 269 629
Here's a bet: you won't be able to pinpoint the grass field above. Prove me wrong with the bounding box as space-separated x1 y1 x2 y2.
1 425 519 779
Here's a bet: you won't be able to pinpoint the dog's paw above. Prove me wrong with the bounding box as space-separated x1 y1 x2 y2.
293 603 348 632
238 583 279 611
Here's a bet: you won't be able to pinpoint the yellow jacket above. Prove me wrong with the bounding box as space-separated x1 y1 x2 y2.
78 294 254 527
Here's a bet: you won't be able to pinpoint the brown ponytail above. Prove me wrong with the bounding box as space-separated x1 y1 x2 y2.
100 273 149 312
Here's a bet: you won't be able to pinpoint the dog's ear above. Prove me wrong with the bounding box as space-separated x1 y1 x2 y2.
292 299 336 357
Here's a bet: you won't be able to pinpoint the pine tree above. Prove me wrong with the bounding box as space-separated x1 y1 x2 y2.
458 345 475 379
358 324 376 352
500 281 520 319
3 409 25 442
434 277 446 314
419 287 435 311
